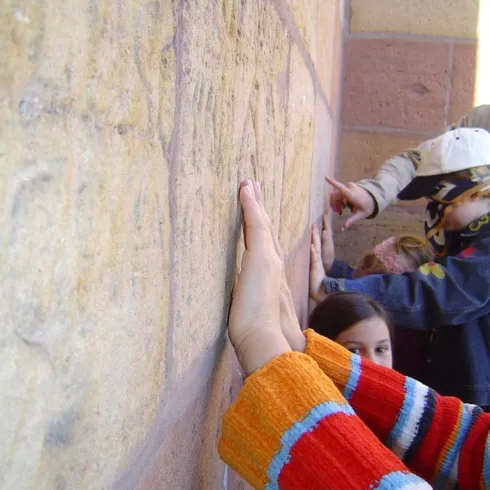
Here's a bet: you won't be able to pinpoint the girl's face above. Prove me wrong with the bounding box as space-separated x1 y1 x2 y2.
335 316 393 368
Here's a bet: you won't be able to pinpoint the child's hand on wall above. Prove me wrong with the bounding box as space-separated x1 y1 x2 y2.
252 181 306 353
310 224 328 303
321 213 335 273
228 181 291 376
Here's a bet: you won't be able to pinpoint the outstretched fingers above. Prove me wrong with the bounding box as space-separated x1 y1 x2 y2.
239 180 271 254
311 223 321 255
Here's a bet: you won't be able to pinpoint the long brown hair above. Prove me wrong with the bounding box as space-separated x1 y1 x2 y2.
308 292 395 345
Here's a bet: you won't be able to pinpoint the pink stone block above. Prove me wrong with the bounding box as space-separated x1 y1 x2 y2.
342 39 450 130
329 1 343 116
450 43 477 123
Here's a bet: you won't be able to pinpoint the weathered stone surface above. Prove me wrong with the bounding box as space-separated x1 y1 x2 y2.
315 0 338 100
450 43 478 123
328 0 343 116
0 0 335 489
349 0 479 38
339 130 423 183
285 233 311 329
0 1 173 488
285 0 339 104
170 0 289 381
280 44 315 253
342 39 450 130
286 0 318 56
135 341 243 490
134 378 210 490
310 97 331 224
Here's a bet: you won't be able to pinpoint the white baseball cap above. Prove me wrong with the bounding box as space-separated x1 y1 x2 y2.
398 127 490 200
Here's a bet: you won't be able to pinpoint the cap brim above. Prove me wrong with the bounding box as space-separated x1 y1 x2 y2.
397 174 443 200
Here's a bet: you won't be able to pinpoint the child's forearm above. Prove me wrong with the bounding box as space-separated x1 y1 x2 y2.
219 352 429 489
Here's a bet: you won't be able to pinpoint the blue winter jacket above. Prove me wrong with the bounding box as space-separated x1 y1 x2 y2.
324 214 490 408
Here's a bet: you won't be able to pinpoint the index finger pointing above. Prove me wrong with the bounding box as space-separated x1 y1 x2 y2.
326 177 352 197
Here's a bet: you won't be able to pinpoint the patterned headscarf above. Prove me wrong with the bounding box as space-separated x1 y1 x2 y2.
372 237 415 274
425 166 490 255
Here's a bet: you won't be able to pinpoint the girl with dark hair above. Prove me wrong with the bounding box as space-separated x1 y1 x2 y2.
308 292 394 368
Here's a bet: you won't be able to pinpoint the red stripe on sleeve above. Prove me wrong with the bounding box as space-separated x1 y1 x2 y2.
458 412 490 489
349 359 406 442
278 412 409 490
409 396 460 481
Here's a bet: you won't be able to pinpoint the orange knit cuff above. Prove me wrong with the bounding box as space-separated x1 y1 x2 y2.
218 352 346 489
304 329 353 390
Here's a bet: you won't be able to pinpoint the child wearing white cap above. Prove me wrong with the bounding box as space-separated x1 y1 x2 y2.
313 127 490 409
329 104 490 229
398 127 490 255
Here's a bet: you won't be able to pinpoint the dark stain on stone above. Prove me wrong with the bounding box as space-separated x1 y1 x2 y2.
55 475 67 490
409 82 430 95
117 124 130 135
45 410 78 447
18 78 69 127
77 181 88 194
11 170 53 219
65 65 72 84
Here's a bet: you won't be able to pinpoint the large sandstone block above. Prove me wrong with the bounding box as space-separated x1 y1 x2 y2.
134 379 212 490
315 0 338 101
349 0 479 39
450 43 478 123
285 0 339 103
134 341 242 490
342 39 450 130
310 97 331 224
1 0 325 489
286 0 318 57
280 44 315 253
0 1 174 488
328 0 343 116
339 130 426 208
169 0 289 382
339 130 422 183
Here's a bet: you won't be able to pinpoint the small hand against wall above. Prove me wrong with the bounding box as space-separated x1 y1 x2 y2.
310 224 328 303
320 213 335 273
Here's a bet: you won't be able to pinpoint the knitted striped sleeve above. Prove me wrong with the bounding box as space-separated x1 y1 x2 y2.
304 329 490 490
219 351 430 489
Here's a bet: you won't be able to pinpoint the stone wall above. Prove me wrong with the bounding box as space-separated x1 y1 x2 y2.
334 0 479 265
0 0 344 488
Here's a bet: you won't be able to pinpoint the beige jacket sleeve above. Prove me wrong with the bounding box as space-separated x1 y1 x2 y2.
357 104 490 216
